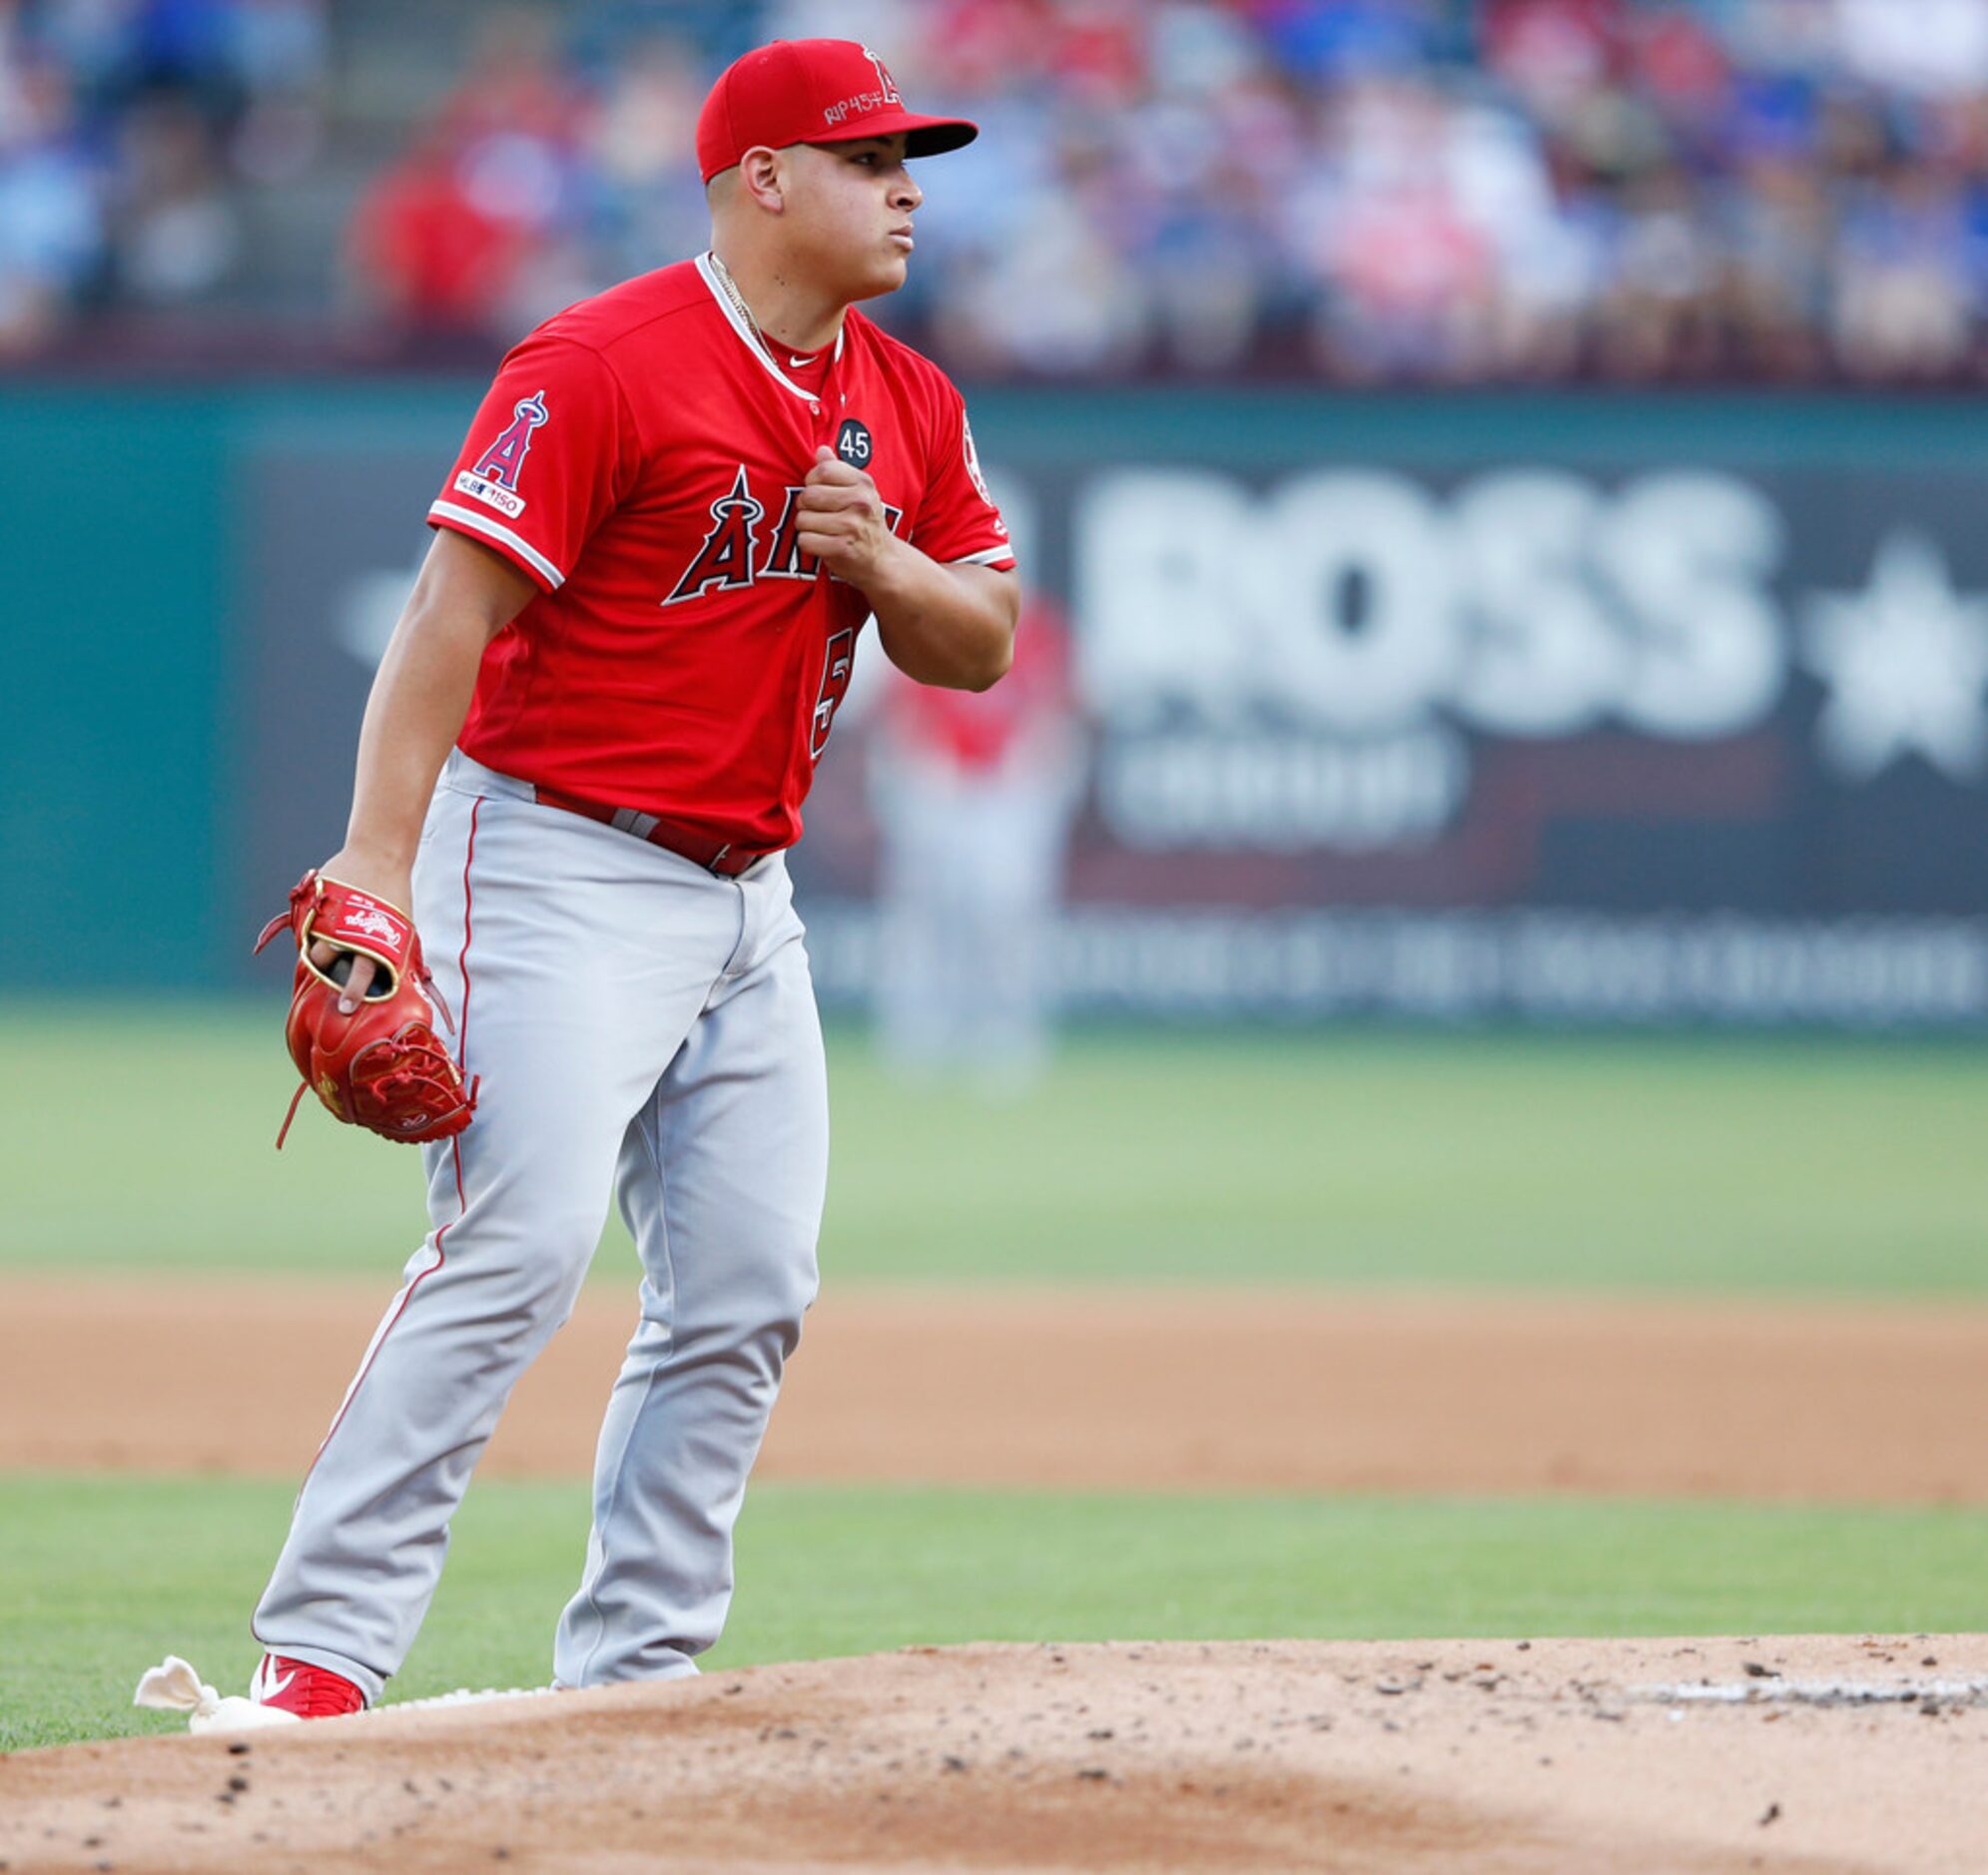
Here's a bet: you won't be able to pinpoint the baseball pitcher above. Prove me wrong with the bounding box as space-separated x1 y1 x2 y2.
241 38 1016 1719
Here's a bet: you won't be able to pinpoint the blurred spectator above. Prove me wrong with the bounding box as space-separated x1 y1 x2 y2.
1834 0 1988 100
0 49 100 354
112 90 239 302
22 0 1988 382
1722 151 1833 377
0 0 328 338
1831 162 1974 379
346 124 528 340
580 35 711 291
346 7 590 343
1302 76 1501 378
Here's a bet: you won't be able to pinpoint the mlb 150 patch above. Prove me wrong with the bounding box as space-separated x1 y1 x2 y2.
453 470 527 518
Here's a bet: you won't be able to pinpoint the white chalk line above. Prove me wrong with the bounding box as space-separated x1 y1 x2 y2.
1637 1677 1988 1708
380 1685 561 1715
379 1678 1988 1715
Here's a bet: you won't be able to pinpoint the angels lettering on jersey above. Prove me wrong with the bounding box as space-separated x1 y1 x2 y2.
453 391 549 521
666 462 905 606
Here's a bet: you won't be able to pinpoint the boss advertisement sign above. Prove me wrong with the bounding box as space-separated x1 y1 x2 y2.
793 452 1988 1029
1072 466 1986 853
240 392 1988 1027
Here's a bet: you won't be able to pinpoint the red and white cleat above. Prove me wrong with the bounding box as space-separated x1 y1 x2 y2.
133 1652 365 1732
251 1652 366 1719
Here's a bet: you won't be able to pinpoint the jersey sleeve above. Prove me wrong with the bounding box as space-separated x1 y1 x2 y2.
427 335 634 592
909 381 1017 573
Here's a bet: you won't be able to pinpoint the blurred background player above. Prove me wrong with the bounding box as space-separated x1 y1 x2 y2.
868 591 1083 1090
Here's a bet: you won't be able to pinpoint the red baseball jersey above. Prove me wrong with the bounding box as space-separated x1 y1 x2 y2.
885 593 1072 774
428 254 1015 851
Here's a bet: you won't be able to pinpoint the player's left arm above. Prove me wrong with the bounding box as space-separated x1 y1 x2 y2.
794 445 1017 691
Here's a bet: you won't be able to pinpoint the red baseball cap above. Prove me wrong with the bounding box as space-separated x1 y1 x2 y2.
696 39 978 183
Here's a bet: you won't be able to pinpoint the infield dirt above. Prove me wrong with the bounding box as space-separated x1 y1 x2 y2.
5 1278 1988 1500
7 1278 1988 1869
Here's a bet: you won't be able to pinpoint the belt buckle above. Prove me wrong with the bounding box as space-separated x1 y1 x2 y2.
708 845 732 875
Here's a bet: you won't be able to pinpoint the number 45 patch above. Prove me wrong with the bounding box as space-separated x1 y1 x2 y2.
836 418 873 468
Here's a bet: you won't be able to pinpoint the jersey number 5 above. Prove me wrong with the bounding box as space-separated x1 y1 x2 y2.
811 628 856 759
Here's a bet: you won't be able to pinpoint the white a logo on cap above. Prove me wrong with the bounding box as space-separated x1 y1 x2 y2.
862 45 902 104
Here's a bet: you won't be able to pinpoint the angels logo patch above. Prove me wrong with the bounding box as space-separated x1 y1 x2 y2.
824 46 903 127
863 46 902 104
454 390 548 518
962 413 1001 522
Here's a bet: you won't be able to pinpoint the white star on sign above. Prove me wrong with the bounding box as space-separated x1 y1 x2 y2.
1801 529 1988 782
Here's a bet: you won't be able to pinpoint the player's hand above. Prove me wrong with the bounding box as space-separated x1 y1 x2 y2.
309 848 414 1012
796 446 900 590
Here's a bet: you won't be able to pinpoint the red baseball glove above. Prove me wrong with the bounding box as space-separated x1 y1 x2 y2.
255 871 477 1148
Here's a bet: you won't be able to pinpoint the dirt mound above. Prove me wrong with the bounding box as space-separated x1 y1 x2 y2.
6 1637 1985 1871
9 1279 1988 1501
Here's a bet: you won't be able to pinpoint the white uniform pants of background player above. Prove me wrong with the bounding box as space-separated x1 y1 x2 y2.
868 748 1078 1087
253 751 828 1703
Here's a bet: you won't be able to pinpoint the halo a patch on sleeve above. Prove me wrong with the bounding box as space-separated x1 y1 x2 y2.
455 390 548 517
962 412 996 509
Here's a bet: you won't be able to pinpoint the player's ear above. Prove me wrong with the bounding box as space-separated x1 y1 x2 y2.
739 146 786 213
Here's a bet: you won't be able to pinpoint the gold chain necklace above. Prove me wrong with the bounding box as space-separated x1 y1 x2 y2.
707 251 770 354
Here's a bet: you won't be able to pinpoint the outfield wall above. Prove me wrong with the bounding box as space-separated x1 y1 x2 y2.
6 381 1988 1025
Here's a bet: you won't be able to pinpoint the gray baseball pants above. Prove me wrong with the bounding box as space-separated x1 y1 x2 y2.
253 750 828 1702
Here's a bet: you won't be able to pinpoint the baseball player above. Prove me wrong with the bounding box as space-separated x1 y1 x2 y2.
244 38 1016 1718
870 593 1082 1087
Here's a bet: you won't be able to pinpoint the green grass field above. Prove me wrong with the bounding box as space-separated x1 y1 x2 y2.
5 1007 1985 1753
5 1474 1985 1752
3 1004 1985 1292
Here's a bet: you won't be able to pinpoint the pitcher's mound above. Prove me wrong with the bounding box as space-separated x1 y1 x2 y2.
6 1637 1985 1871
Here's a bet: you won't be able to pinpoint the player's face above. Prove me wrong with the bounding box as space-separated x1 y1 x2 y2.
782 136 924 303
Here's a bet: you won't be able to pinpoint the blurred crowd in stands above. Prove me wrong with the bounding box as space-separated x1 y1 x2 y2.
16 0 1988 381
0 0 328 355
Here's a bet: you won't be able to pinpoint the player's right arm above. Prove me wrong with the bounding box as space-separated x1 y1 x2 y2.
310 335 628 1002
309 528 536 1006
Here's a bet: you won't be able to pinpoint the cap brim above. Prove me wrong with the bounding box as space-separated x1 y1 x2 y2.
816 110 978 158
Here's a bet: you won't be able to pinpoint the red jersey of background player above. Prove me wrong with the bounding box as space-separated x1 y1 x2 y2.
427 252 1016 852
884 593 1073 775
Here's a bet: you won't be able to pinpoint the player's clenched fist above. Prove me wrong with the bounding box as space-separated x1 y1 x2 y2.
796 445 899 587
